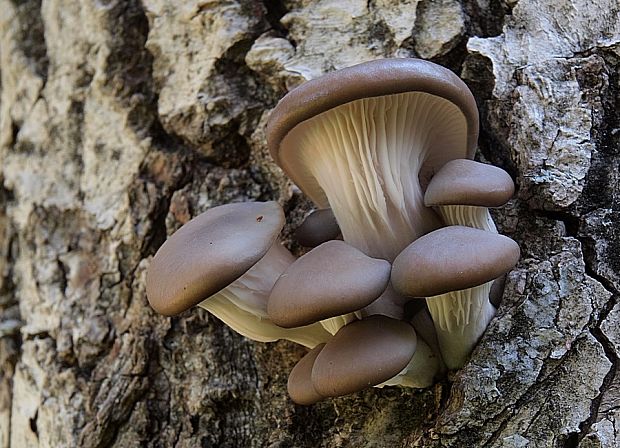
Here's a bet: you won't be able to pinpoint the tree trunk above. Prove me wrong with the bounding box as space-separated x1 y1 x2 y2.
1 0 619 446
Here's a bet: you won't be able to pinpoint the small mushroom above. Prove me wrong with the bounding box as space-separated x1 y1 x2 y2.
268 240 390 334
287 344 326 405
424 159 514 232
391 225 520 368
311 315 437 396
295 208 341 247
146 201 331 348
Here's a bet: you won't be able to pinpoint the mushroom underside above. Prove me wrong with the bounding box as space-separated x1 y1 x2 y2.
280 91 469 260
425 282 496 369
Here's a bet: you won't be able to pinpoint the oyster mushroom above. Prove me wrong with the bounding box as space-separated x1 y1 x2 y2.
270 240 440 396
392 225 520 368
267 58 478 261
424 158 515 232
267 58 517 371
311 315 437 396
146 201 330 348
267 58 481 321
267 240 390 334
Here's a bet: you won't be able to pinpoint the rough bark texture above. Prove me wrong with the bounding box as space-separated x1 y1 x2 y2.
0 0 619 447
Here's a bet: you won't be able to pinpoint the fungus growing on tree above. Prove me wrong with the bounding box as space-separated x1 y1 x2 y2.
311 316 427 397
267 58 478 261
391 225 520 368
287 344 326 405
424 158 515 232
267 240 391 334
146 58 520 405
146 201 330 348
267 58 519 376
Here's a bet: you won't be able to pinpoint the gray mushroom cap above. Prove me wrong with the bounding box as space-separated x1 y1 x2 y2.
391 225 520 298
268 240 391 328
424 159 515 207
311 316 417 397
287 344 326 405
295 208 341 247
146 201 285 316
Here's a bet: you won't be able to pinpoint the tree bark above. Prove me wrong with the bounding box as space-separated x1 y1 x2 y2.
1 0 619 446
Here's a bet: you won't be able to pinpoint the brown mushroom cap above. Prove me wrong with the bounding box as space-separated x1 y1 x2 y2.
268 58 478 164
146 201 285 316
266 58 479 206
295 208 341 247
287 344 326 405
268 241 391 328
311 316 417 397
392 226 520 298
424 159 515 207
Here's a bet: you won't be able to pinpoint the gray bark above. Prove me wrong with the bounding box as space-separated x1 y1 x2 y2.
0 0 619 446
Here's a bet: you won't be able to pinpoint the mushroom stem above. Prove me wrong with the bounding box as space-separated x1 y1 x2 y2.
430 205 498 368
199 243 331 348
436 205 497 233
425 281 495 369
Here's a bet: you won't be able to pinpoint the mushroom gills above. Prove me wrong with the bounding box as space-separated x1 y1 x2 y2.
435 205 497 233
425 281 495 369
281 91 468 260
391 226 520 369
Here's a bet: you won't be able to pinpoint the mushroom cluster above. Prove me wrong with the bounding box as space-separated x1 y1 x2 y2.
145 58 520 405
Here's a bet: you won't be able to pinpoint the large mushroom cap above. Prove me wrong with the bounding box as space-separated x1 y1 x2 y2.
391 225 520 298
146 201 285 316
311 316 417 397
268 241 391 328
287 344 326 405
266 58 479 206
424 159 515 207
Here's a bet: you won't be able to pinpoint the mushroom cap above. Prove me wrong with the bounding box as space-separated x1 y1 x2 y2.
146 201 285 316
424 159 515 207
311 316 417 397
266 58 479 205
268 241 391 327
287 344 326 405
295 208 341 247
391 225 520 298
